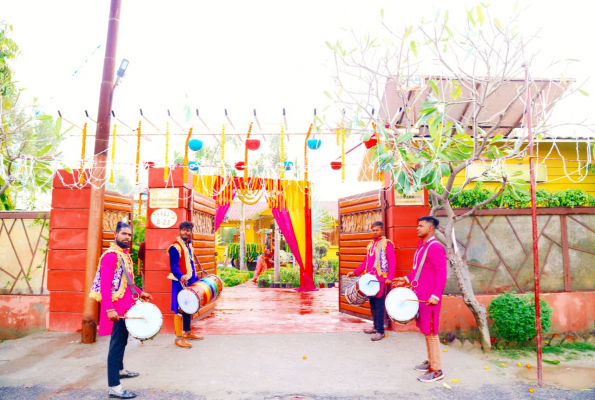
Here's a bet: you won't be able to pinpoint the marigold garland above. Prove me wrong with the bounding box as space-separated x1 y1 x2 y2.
79 122 87 185
183 127 193 184
164 121 170 182
135 121 141 183
220 124 225 176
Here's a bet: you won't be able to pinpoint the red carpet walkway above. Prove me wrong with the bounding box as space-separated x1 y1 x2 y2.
191 282 369 335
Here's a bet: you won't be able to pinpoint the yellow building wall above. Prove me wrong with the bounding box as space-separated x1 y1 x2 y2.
449 141 595 195
323 245 339 261
216 245 226 263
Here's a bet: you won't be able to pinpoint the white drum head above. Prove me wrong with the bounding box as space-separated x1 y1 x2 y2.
358 273 380 296
385 287 419 323
177 288 200 314
125 301 163 341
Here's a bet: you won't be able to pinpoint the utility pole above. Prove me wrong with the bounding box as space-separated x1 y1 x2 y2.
524 65 543 386
81 0 122 344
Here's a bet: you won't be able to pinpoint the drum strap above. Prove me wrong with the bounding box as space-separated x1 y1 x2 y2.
412 240 437 287
121 257 139 298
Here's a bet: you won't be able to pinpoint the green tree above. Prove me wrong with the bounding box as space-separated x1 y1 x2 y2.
0 22 67 209
327 5 579 351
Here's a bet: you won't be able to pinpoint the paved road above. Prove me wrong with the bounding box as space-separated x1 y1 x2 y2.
1 331 593 399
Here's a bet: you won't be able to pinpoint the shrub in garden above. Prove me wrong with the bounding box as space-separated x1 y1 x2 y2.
217 266 252 287
488 292 553 343
445 185 595 209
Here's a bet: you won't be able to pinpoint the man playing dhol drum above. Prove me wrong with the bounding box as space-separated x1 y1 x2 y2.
394 216 447 382
346 221 396 341
89 221 152 399
168 221 204 348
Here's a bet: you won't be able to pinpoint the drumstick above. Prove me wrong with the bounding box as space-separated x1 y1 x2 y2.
121 316 146 320
402 299 428 303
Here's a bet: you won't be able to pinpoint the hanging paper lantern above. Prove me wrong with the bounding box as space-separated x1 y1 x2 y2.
364 137 377 149
188 138 203 151
188 161 200 171
307 139 321 150
246 138 261 151
283 161 293 171
235 161 246 171
330 161 342 170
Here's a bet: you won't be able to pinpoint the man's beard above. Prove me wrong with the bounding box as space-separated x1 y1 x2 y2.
116 239 130 249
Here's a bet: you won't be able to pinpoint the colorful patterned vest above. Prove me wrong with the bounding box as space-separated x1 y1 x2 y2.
366 237 393 278
89 244 134 302
167 237 195 281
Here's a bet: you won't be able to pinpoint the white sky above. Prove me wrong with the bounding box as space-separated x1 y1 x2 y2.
4 0 595 200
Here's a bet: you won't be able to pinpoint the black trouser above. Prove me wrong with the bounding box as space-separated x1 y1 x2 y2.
369 294 386 334
107 319 128 387
182 311 191 331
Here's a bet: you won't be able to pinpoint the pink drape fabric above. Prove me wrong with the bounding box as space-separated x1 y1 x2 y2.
271 208 304 269
214 203 232 230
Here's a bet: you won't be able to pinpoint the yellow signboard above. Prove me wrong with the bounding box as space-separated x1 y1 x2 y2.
394 190 425 206
149 188 179 209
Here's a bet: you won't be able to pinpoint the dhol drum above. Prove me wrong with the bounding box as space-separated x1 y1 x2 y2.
345 279 367 305
124 300 163 342
178 274 224 314
344 274 379 305
385 286 419 325
205 274 224 297
358 273 380 297
177 288 200 314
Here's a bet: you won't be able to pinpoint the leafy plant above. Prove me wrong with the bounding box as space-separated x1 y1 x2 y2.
488 293 553 343
217 266 253 287
245 243 262 263
131 217 146 289
313 239 330 259
227 243 240 261
0 23 69 209
446 185 594 209
226 243 263 264
279 266 298 285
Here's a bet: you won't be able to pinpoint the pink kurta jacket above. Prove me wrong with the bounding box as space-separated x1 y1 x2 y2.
98 251 141 336
406 237 447 335
353 237 397 298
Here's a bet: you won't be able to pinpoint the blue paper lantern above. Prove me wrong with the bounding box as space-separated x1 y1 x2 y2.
307 139 321 150
188 161 200 171
188 138 203 151
283 161 293 171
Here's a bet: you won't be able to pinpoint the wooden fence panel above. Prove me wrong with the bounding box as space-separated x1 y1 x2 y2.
337 190 384 320
0 212 49 294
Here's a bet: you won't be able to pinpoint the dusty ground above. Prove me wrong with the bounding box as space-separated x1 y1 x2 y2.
1 331 593 399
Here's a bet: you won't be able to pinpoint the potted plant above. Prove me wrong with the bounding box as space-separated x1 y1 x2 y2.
227 243 240 269
245 243 262 271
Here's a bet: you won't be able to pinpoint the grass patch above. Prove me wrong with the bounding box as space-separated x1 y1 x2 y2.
493 340 595 362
